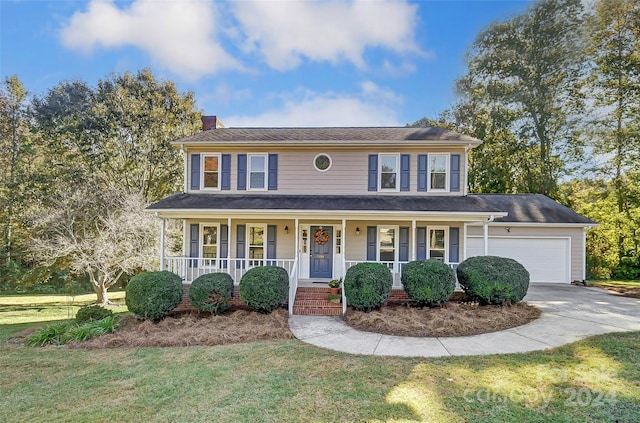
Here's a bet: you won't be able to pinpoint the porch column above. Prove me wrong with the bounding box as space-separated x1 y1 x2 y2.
227 217 232 264
463 223 468 260
411 219 417 261
342 219 346 275
483 221 489 256
294 218 299 278
159 216 166 270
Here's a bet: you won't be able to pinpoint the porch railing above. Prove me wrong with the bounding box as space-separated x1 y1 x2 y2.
344 260 460 289
164 257 297 285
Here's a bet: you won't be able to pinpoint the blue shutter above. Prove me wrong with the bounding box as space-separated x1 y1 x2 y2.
236 224 246 268
400 154 410 191
267 225 277 265
220 224 228 268
268 154 278 190
417 154 427 192
189 224 199 267
449 227 460 263
190 154 200 190
237 154 247 190
366 226 377 261
368 154 378 191
450 154 460 192
416 227 427 260
221 154 231 190
399 227 409 262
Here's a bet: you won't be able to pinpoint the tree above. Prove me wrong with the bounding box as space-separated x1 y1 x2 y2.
455 0 586 197
29 186 159 305
585 0 640 261
0 76 32 275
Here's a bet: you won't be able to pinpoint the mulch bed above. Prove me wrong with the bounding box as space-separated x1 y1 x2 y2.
68 308 293 349
343 302 541 337
598 286 640 299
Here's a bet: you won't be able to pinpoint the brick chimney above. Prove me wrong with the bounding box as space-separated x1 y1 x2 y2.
201 115 225 131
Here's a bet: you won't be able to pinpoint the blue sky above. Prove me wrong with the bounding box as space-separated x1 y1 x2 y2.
1 0 531 127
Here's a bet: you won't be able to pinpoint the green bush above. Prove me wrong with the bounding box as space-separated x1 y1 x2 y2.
125 271 183 320
24 316 120 346
344 262 393 312
456 256 530 305
239 266 289 314
76 305 113 324
401 260 456 306
25 321 75 346
189 273 235 314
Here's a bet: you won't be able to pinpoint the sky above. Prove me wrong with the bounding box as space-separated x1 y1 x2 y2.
1 0 532 127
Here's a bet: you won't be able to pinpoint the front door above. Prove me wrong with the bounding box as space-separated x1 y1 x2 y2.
310 226 333 279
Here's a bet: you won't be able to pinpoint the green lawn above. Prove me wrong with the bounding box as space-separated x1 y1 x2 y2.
0 295 638 422
588 279 640 289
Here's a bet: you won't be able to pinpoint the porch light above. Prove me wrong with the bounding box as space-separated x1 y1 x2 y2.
355 227 360 236
284 225 289 234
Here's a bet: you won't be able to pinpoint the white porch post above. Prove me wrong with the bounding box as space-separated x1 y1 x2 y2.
227 217 232 264
463 223 468 260
342 219 346 275
483 221 489 256
159 216 166 270
295 218 299 278
411 219 417 261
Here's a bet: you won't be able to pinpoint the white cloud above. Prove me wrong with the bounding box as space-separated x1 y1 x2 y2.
225 85 403 127
60 0 242 80
231 0 420 70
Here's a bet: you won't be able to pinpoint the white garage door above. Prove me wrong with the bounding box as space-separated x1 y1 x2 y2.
466 237 570 283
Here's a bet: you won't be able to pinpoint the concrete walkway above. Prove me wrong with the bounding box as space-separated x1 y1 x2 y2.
288 284 640 357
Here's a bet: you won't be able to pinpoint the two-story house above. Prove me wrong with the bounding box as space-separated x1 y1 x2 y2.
147 116 595 315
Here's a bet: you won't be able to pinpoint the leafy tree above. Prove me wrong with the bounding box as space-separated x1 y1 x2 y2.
584 0 640 260
455 0 586 197
0 76 32 278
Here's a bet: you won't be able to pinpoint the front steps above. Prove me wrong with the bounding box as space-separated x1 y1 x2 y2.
293 287 343 316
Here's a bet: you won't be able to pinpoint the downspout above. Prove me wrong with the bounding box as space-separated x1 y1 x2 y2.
582 226 588 286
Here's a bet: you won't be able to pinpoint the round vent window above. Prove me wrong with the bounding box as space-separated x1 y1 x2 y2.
314 154 332 172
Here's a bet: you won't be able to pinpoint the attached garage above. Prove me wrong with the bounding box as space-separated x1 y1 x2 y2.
466 236 571 283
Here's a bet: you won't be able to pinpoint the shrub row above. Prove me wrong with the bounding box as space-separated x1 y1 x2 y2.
344 256 530 311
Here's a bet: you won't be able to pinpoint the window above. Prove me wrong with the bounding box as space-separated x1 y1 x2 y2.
201 224 219 260
314 153 332 172
247 224 266 266
202 154 220 189
248 154 267 190
429 228 446 261
379 154 399 190
428 154 448 190
378 227 397 263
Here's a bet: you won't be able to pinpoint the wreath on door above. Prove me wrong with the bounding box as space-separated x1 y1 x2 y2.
314 229 329 245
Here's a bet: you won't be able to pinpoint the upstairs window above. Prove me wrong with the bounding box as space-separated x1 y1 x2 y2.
249 154 267 190
379 154 399 191
202 154 220 189
428 154 448 191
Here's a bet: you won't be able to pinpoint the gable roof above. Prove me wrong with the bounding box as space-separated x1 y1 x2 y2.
147 193 594 225
173 127 482 147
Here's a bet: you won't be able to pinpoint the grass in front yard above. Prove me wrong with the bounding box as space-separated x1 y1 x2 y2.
1 332 638 422
0 292 126 326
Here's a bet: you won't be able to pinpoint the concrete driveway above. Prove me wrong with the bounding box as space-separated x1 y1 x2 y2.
288 284 640 357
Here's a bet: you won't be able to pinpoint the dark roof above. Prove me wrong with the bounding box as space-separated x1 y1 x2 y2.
147 193 595 224
474 194 595 224
173 126 482 145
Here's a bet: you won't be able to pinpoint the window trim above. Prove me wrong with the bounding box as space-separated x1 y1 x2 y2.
378 153 400 192
427 226 449 262
200 153 221 191
246 223 267 266
427 153 450 192
248 153 268 191
377 225 399 263
199 223 220 262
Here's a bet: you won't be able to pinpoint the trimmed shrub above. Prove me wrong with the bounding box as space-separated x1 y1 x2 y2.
76 305 113 324
401 260 456 306
189 273 235 314
456 256 530 305
344 262 393 312
125 271 183 320
239 266 289 313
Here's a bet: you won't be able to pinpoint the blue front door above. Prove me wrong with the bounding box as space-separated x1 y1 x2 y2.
310 226 333 279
